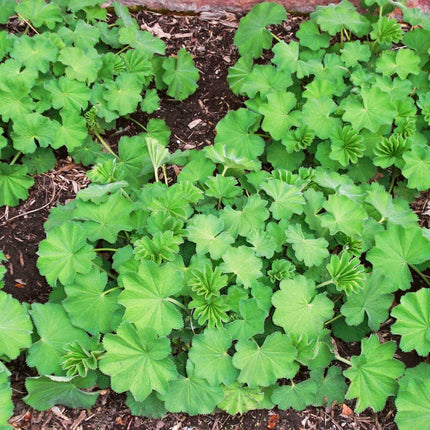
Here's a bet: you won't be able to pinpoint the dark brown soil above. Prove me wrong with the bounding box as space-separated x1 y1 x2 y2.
1 8 428 430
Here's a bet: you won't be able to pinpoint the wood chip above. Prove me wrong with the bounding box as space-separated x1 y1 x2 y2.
188 119 202 129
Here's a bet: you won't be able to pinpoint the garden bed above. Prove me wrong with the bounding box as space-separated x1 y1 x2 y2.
1 2 430 429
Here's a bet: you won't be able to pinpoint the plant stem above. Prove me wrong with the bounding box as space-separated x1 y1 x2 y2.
126 115 147 131
325 314 343 325
388 167 400 194
115 45 130 55
9 151 22 166
335 354 352 366
95 131 119 159
102 286 122 297
410 264 430 288
316 280 334 289
17 13 39 35
93 248 118 253
91 261 117 280
161 164 169 185
166 297 189 313
221 166 228 176
270 32 282 43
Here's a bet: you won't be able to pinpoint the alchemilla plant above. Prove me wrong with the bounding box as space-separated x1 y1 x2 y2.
0 0 430 429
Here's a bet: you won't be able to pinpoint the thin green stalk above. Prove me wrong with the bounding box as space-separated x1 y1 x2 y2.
335 354 352 366
325 314 343 326
93 248 118 253
95 131 119 159
91 261 117 280
270 32 282 43
166 297 190 313
410 264 430 288
388 167 400 195
121 189 133 202
316 280 334 289
126 115 147 131
102 286 122 297
161 164 169 185
115 45 130 55
9 151 22 166
221 166 228 176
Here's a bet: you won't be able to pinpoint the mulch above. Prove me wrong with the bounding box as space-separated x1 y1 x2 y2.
2 7 428 429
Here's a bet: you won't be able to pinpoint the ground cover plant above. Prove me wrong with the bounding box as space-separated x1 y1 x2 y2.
1 0 430 429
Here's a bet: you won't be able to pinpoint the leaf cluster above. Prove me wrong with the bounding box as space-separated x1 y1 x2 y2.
0 1 430 428
0 0 199 207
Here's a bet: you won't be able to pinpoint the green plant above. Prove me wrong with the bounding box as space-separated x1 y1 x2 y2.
0 0 199 207
1 0 430 428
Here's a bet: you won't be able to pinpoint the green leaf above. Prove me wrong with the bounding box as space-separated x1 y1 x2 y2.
59 47 102 83
24 375 99 411
11 34 58 73
296 20 331 51
53 110 88 152
233 332 297 387
341 270 394 330
22 147 56 175
0 0 15 24
340 41 371 67
285 223 329 267
370 16 403 45
227 56 253 95
241 64 292 99
104 73 143 115
376 49 420 80
16 0 62 30
320 194 367 237
11 112 55 154
140 88 160 114
311 366 347 406
187 214 234 260
0 363 12 428
134 231 183 264
63 269 122 335
342 87 397 132
272 276 333 337
220 195 269 237
329 126 365 167
188 328 238 386
0 291 32 360
37 222 95 286
126 391 166 419
233 2 286 58
119 260 184 336
272 379 318 411
218 383 264 415
220 246 263 289
162 49 199 100
0 163 34 207
258 92 298 140
327 252 366 295
395 363 430 430
260 179 305 220
402 145 430 191
214 108 264 160
311 0 370 36
119 27 165 57
45 76 90 112
74 191 133 243
204 175 242 206
164 362 224 415
99 322 177 401
27 303 89 375
302 97 342 140
344 334 405 412
391 289 430 356
272 41 314 79
367 224 430 291
226 298 268 340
